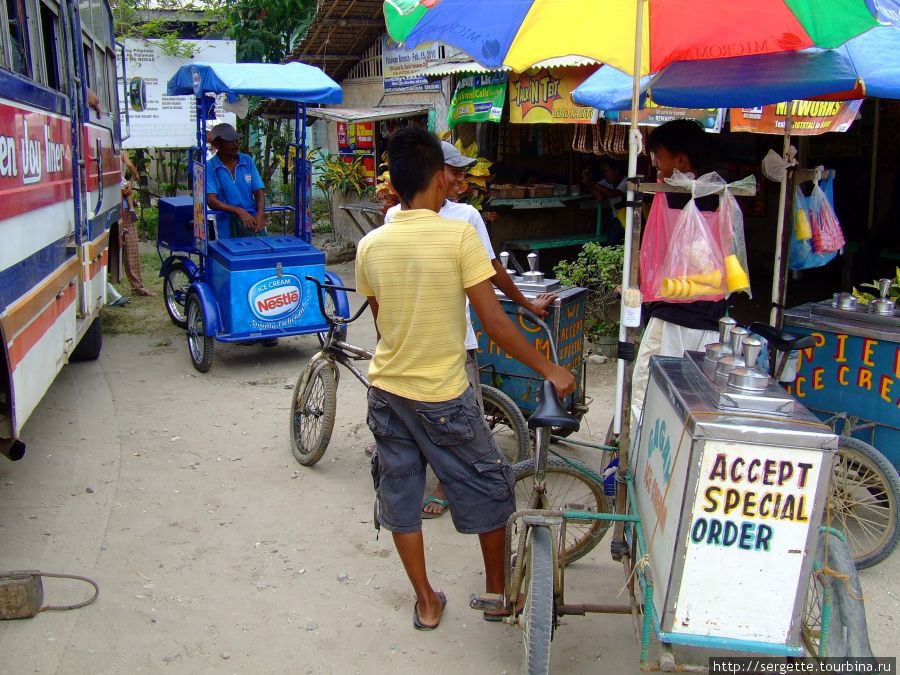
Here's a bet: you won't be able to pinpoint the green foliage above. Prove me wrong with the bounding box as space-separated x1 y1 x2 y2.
554 243 624 338
137 205 158 240
315 154 369 197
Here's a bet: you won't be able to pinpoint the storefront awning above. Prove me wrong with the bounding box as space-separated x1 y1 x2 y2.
419 55 600 78
306 105 431 123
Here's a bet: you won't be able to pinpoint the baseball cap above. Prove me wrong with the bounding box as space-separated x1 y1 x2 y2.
209 123 242 142
441 141 477 169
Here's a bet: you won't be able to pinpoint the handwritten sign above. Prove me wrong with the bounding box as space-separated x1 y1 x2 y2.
508 66 599 125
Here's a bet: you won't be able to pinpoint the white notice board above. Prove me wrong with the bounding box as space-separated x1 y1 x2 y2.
121 39 236 149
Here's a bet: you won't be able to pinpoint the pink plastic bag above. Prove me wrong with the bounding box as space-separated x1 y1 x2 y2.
639 185 725 303
808 180 845 253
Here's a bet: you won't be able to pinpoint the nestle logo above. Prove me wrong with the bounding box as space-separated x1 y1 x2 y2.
248 275 302 322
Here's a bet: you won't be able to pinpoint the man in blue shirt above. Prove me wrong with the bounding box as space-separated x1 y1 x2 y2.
206 123 266 238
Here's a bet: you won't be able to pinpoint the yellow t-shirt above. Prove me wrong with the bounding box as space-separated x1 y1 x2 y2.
355 208 494 402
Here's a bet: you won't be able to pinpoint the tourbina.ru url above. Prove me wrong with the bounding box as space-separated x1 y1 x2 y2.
710 658 895 674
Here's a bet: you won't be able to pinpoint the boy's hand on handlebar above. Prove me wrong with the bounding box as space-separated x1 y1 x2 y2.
546 364 576 398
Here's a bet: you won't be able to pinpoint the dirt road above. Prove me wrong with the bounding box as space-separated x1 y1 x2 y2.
1 261 897 673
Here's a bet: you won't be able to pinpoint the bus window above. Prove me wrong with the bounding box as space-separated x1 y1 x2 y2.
82 40 91 87
39 1 63 90
5 0 30 76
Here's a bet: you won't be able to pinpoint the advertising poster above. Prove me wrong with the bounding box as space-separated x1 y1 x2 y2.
448 73 507 128
607 96 724 132
121 39 236 149
382 35 442 93
730 100 863 135
337 122 375 154
508 65 600 125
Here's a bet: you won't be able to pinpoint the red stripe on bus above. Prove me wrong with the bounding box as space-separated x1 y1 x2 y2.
7 283 76 370
0 180 74 220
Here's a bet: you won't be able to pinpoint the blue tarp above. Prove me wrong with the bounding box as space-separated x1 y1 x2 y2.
572 26 900 111
167 62 343 104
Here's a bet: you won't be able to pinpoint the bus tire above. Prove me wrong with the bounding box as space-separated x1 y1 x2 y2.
71 316 103 361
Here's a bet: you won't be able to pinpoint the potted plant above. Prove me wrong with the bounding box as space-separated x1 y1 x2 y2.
554 243 624 356
314 153 371 242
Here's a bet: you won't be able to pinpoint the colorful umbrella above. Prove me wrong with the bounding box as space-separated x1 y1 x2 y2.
571 25 900 110
384 0 879 76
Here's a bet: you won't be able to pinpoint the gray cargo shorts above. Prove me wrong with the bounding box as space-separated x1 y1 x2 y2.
367 385 515 535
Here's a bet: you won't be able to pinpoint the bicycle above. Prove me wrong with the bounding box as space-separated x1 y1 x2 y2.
751 322 900 569
289 276 530 467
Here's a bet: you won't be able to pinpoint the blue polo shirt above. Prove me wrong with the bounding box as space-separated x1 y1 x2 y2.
206 153 264 210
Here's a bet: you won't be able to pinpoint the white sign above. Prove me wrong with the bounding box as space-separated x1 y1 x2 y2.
630 374 692 626
121 39 236 149
382 35 441 93
674 440 823 643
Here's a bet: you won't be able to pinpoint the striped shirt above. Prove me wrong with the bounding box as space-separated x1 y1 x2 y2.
355 208 494 401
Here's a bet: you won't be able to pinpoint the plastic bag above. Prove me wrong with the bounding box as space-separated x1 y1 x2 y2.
639 171 726 303
808 173 845 253
789 172 839 270
718 175 754 297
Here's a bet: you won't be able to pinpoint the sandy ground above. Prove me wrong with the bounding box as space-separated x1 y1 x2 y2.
1 260 898 674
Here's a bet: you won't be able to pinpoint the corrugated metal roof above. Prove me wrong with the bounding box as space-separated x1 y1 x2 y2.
307 105 432 123
419 55 600 77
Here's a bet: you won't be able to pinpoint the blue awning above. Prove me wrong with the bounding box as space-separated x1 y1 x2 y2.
167 62 343 104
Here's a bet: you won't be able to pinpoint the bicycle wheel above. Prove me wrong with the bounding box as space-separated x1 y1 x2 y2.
481 385 529 464
513 457 611 564
290 365 337 466
523 525 555 675
829 436 900 569
163 259 190 328
802 530 873 657
186 294 213 373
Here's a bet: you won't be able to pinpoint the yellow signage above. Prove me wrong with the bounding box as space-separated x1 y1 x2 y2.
509 65 599 125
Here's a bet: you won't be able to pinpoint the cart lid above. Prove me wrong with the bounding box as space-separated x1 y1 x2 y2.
215 237 272 257
166 62 343 105
265 236 314 254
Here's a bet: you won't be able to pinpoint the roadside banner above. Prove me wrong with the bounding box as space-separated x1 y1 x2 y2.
382 35 442 93
730 100 863 135
606 95 724 132
448 73 507 127
121 39 236 149
509 65 599 124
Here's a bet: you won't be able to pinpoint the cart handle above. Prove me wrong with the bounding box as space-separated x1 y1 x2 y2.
306 275 370 326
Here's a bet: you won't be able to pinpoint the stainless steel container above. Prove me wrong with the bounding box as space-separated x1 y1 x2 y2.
631 354 836 654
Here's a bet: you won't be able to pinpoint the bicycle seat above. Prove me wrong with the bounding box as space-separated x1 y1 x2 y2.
749 322 817 352
528 381 580 433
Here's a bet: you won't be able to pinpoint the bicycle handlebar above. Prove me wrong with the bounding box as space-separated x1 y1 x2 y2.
514 307 559 365
306 275 370 327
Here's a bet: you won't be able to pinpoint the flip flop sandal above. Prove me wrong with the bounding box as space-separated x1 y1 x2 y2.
413 590 446 631
421 496 450 519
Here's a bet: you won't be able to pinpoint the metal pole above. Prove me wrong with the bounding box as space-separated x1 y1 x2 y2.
769 105 794 328
614 0 645 436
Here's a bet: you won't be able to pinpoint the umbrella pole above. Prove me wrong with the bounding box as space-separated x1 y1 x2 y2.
769 109 794 328
611 0 646 555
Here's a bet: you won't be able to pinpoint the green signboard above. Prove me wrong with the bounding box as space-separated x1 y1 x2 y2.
448 73 507 128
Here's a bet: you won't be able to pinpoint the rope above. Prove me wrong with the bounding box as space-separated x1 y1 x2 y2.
816 566 864 602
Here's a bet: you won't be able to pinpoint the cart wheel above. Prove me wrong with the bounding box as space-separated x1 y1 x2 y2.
522 525 555 675
513 457 610 564
802 530 873 657
316 286 347 347
186 293 213 373
163 259 191 328
829 436 900 569
290 364 337 466
481 385 530 463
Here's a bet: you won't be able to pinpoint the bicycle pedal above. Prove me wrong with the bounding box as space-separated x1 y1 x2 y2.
610 538 629 561
468 593 505 611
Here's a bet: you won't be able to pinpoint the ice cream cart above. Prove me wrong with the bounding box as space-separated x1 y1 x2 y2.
161 63 350 372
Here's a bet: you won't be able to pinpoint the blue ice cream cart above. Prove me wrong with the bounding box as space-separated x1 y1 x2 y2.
161 63 350 372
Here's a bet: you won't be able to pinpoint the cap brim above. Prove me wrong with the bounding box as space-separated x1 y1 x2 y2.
446 157 477 168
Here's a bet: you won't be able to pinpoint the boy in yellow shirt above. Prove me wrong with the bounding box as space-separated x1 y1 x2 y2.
356 127 574 630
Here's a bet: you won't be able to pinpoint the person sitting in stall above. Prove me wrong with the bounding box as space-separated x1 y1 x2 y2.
582 156 627 245
631 119 726 426
205 123 266 238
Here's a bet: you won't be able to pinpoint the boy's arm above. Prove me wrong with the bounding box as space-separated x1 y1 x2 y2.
366 297 380 342
467 280 574 397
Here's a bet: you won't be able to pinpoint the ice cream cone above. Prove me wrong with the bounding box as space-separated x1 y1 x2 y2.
725 255 750 293
795 209 812 240
685 270 723 287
